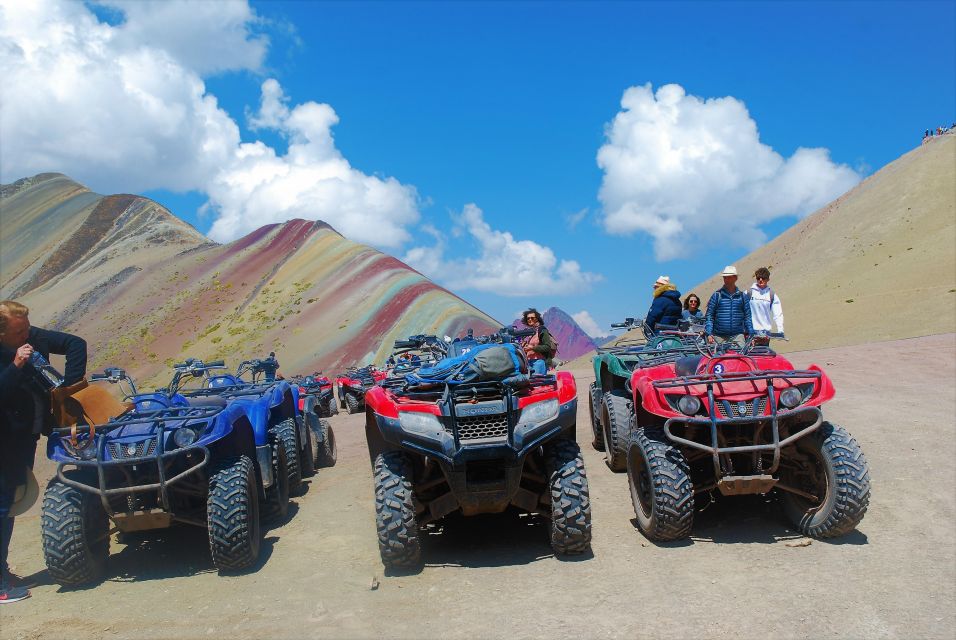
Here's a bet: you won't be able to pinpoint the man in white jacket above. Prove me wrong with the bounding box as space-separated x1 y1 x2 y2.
749 267 784 340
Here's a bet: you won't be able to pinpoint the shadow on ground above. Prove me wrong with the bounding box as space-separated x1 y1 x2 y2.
632 494 869 546
405 510 593 572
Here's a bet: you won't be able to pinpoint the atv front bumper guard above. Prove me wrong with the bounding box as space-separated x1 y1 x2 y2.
653 369 824 478
373 398 577 467
52 406 273 526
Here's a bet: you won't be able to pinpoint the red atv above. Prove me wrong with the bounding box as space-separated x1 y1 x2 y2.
336 365 386 414
364 328 591 569
623 333 870 541
296 372 338 418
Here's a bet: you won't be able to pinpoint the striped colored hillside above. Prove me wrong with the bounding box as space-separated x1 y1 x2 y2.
1 174 497 388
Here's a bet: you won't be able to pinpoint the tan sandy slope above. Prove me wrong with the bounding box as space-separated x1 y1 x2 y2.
687 134 956 352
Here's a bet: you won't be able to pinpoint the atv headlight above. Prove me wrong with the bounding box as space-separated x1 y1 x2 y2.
779 387 803 409
173 427 198 448
677 395 701 416
63 438 96 460
399 411 442 435
516 399 559 427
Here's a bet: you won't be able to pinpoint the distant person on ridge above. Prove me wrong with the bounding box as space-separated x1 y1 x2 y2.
520 308 557 375
645 276 682 334
0 300 87 604
704 266 753 345
748 267 784 344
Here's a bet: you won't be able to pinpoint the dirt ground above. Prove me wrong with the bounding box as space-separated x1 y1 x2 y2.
2 334 954 639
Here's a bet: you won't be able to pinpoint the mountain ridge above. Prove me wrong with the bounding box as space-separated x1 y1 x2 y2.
1 174 498 386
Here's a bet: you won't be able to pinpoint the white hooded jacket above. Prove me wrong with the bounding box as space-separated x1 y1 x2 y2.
748 283 784 333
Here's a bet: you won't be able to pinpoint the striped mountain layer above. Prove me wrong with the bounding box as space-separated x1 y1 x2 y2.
0 173 497 387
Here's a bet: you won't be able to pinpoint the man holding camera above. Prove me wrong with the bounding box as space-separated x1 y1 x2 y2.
0 300 86 603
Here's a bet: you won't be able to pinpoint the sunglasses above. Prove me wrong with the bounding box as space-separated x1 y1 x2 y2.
756 276 769 282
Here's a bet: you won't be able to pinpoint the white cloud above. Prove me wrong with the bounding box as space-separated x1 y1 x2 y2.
565 207 589 230
0 0 421 249
572 310 604 338
205 80 420 246
0 0 241 193
597 83 861 260
101 0 269 74
403 204 602 297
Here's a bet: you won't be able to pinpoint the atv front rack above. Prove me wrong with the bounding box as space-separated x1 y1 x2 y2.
54 405 222 526
653 369 823 479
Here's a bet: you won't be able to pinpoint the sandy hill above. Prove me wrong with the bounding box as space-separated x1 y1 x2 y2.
566 134 956 368
0 174 497 386
685 134 956 352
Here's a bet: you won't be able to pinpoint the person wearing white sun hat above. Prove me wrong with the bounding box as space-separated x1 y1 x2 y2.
645 275 682 334
704 265 753 344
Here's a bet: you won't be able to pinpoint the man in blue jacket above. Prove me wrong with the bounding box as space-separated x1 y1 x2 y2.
0 301 87 604
704 266 753 344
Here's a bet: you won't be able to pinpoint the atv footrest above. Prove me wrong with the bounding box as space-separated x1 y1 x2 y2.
717 475 777 496
113 510 174 532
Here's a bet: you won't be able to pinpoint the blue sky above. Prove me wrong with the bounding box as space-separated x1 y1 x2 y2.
2 1 954 335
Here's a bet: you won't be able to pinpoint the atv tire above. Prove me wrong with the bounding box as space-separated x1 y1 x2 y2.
314 419 337 468
627 427 694 541
373 451 421 569
300 416 316 478
588 382 605 452
261 437 290 522
41 478 110 586
778 422 870 538
601 390 633 472
207 455 261 571
345 392 361 415
274 418 302 495
546 438 592 555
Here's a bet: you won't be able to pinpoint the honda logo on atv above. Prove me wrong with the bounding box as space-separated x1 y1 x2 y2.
455 401 505 417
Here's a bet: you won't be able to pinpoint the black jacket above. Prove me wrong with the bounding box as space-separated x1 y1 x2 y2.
0 326 87 437
646 287 683 333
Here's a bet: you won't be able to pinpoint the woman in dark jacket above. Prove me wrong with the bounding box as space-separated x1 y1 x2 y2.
645 276 683 334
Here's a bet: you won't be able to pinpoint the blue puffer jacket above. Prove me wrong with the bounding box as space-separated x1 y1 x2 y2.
646 286 683 333
705 287 754 336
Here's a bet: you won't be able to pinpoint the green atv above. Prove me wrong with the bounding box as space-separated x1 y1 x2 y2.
588 317 699 471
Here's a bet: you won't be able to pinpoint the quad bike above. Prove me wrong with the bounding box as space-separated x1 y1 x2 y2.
178 356 328 498
336 365 385 414
384 334 449 377
589 317 701 471
41 364 275 585
621 331 870 541
295 372 339 419
292 373 338 468
365 327 591 570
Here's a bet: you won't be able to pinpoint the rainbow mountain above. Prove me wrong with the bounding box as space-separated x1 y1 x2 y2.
0 173 497 387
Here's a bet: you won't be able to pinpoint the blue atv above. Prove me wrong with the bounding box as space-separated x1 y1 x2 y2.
175 356 320 502
41 364 281 585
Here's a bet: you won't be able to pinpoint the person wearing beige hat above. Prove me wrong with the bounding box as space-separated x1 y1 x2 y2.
646 275 683 334
704 265 753 344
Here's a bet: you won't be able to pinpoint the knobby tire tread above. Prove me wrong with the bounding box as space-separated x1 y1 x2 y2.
41 480 109 586
628 427 694 541
207 455 261 571
373 451 421 569
602 390 632 472
588 382 605 452
547 439 592 555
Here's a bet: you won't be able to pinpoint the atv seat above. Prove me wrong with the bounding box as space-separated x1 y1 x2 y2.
187 396 228 408
675 356 703 378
